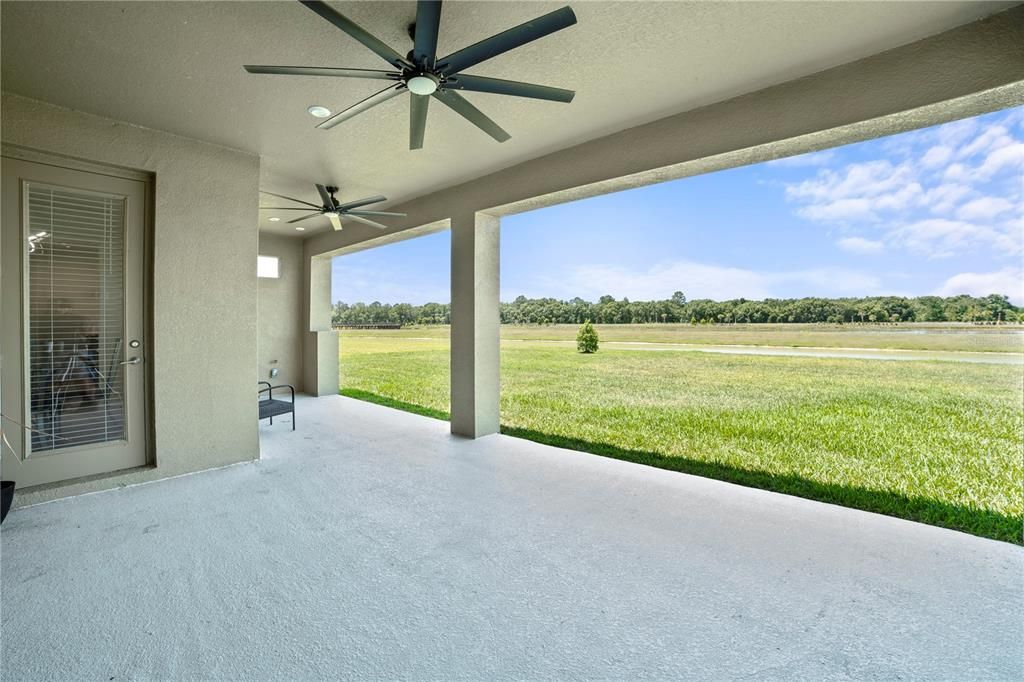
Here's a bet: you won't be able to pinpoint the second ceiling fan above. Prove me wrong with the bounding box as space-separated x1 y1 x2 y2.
262 184 405 231
245 0 577 149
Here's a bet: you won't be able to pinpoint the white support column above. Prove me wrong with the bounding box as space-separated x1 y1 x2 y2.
302 253 339 396
450 211 500 438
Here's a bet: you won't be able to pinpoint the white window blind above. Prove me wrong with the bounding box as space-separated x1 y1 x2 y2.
27 183 127 453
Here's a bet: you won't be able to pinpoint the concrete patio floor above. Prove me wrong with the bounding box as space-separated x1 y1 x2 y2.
2 395 1021 680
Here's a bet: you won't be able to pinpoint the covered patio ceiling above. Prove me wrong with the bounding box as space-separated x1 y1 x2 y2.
0 1 1014 236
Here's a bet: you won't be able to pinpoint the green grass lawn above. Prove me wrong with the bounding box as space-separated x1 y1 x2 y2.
339 330 1024 544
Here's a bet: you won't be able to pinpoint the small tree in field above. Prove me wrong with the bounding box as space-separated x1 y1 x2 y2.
576 320 599 353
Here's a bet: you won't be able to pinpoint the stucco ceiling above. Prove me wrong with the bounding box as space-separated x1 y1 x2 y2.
1 1 1014 236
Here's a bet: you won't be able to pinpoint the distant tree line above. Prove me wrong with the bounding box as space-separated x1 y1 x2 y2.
334 301 451 326
333 292 1021 327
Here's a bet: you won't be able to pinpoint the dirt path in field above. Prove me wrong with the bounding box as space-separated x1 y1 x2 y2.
344 335 1024 364
506 339 1024 364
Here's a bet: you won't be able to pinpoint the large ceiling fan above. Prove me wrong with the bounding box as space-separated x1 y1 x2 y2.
261 184 405 231
245 0 577 149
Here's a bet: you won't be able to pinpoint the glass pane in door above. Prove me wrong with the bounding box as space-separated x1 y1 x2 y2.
26 183 127 454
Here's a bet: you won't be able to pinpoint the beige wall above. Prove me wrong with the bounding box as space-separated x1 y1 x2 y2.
2 92 261 505
258 234 304 391
449 212 500 437
300 255 338 397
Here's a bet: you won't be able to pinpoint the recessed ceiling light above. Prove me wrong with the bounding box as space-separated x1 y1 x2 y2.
295 226 305 231
307 105 332 118
268 217 281 222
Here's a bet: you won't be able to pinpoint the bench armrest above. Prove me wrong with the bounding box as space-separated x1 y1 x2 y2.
258 382 294 403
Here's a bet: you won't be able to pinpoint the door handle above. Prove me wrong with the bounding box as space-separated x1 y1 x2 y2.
119 357 142 366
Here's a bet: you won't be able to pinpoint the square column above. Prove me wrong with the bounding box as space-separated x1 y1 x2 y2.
302 253 338 396
450 211 500 438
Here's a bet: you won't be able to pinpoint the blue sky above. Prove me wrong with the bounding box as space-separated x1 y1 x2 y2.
333 105 1023 305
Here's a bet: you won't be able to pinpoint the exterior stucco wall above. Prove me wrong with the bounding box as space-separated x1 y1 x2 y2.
450 212 500 438
300 255 338 397
258 234 303 391
2 92 261 505
303 331 339 398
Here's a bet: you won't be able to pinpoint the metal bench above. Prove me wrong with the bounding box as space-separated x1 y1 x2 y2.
258 381 295 430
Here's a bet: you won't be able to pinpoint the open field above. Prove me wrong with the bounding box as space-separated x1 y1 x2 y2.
340 322 1024 353
339 326 1024 543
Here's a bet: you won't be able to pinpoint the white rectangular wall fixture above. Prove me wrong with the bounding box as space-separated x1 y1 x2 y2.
257 255 280 279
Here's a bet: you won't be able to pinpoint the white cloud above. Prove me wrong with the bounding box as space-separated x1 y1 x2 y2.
837 237 884 254
936 117 979 148
550 262 772 301
784 108 1023 261
788 161 925 223
332 263 449 305
874 182 923 211
524 261 882 302
956 197 1014 221
974 142 1024 180
956 125 1014 160
921 145 953 169
943 162 969 182
1004 107 1024 131
934 268 1024 305
889 219 1021 259
922 183 973 215
798 198 876 222
787 160 915 203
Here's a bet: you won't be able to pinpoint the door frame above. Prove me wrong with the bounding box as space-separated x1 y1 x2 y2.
1 144 155 488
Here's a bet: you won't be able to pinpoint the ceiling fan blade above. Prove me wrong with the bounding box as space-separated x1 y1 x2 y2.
410 94 430 150
259 190 320 208
336 195 387 211
287 212 322 224
315 184 333 207
445 74 574 103
244 65 401 80
317 83 406 130
432 90 510 142
328 213 343 231
345 210 407 217
298 1 412 70
260 207 322 211
346 214 389 230
436 6 577 75
413 1 443 67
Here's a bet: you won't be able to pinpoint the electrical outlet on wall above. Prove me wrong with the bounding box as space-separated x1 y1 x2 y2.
270 368 279 378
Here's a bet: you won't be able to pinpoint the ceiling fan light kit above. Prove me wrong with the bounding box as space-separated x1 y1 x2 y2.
245 0 578 150
406 74 439 96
